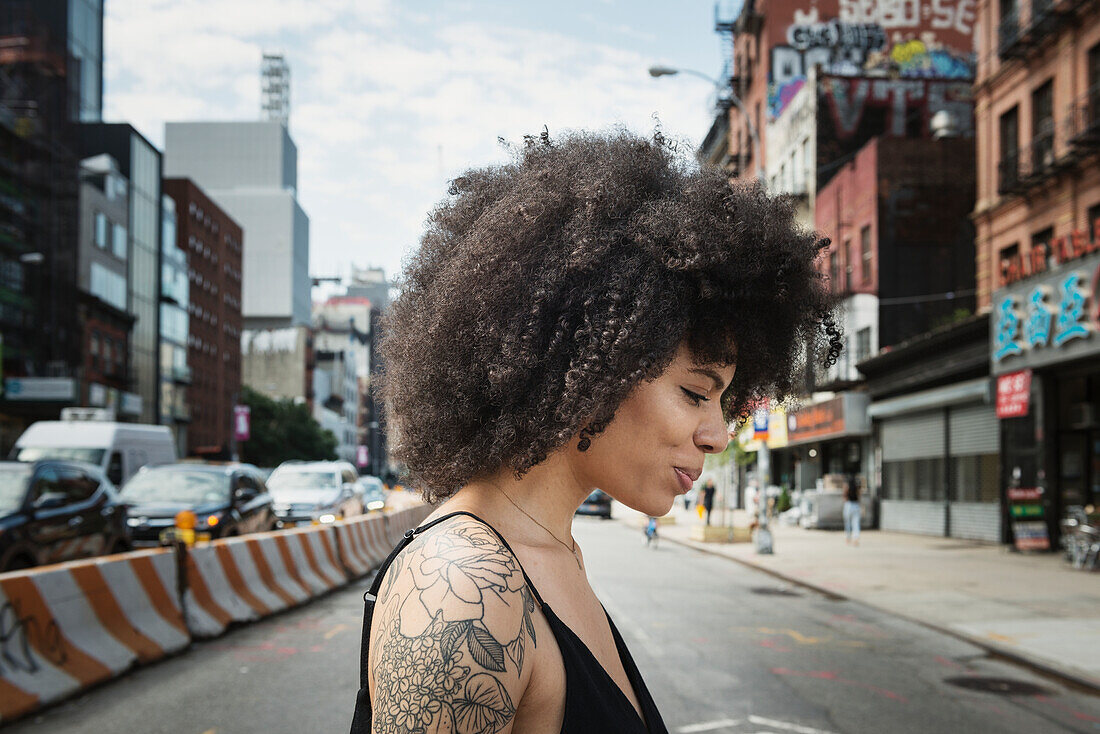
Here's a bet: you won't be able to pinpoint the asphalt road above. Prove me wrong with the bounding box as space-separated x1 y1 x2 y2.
7 517 1100 733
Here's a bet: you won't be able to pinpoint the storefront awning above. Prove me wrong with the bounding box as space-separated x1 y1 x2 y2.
868 377 991 419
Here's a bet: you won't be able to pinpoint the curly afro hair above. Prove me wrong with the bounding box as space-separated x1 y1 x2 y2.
380 129 840 502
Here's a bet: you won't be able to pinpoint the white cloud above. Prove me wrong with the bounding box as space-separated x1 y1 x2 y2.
104 3 717 279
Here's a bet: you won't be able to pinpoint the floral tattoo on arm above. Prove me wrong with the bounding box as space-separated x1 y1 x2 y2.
374 521 538 733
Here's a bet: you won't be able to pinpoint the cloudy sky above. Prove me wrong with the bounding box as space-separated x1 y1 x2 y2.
105 0 731 284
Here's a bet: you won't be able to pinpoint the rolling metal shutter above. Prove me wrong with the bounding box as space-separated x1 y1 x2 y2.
948 403 999 456
880 410 945 461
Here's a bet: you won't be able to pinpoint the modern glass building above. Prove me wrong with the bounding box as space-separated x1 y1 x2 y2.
1 0 105 122
159 194 190 452
78 123 163 423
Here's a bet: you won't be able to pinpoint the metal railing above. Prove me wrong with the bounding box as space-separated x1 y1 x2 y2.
998 7 1023 57
1065 87 1100 147
997 0 1077 59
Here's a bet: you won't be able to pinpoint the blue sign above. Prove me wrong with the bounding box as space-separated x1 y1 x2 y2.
991 250 1100 375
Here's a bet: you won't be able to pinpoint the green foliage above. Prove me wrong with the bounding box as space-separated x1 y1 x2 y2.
733 440 757 467
776 486 792 513
930 307 972 330
239 385 338 467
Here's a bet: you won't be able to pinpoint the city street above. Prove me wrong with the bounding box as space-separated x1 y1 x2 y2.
7 517 1100 734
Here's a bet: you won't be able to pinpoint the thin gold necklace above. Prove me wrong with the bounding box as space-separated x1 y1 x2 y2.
491 482 583 570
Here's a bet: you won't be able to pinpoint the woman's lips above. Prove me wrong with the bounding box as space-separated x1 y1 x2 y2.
673 467 693 493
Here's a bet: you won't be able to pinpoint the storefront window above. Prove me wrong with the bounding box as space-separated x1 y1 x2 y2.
952 455 1000 502
883 458 945 501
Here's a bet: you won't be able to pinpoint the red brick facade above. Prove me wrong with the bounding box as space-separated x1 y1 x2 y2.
972 0 1100 310
163 178 243 457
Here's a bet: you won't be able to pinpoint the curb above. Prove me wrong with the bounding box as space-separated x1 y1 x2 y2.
644 523 1100 696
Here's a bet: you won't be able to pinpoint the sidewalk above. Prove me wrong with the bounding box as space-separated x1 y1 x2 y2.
616 500 1100 691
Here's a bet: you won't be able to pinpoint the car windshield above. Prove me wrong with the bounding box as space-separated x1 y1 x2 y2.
121 470 228 505
0 464 32 513
15 447 106 465
268 471 339 491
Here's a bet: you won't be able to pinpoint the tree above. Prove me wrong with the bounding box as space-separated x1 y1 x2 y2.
238 386 338 467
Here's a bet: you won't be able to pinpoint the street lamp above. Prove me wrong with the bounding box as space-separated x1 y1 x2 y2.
647 64 765 180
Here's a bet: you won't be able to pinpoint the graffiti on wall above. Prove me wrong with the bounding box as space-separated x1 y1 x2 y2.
820 76 974 138
769 3 976 120
0 599 67 675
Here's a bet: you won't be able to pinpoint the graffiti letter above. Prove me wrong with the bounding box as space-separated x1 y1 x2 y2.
771 46 804 87
873 79 925 135
827 79 871 136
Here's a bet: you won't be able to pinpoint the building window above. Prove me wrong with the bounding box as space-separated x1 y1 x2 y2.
112 223 127 259
860 225 872 284
829 250 839 291
1089 203 1100 243
998 0 1019 55
90 263 127 311
1032 80 1054 172
1088 44 1100 130
1031 227 1053 268
998 106 1020 193
844 239 853 292
94 212 108 248
856 327 871 362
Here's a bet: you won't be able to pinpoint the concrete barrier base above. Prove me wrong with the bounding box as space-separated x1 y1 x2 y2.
689 525 751 543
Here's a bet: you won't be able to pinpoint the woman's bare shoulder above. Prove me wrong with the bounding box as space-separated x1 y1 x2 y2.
370 515 540 733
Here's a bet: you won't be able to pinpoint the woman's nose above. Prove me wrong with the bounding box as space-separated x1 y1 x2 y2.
695 407 730 454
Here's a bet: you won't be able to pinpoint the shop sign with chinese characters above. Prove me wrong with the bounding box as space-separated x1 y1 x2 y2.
996 369 1031 419
990 250 1100 375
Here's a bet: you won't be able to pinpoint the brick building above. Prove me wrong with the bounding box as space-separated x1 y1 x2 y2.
163 178 243 458
726 0 976 179
975 0 1100 547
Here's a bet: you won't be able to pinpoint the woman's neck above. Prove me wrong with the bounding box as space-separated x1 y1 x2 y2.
463 453 592 548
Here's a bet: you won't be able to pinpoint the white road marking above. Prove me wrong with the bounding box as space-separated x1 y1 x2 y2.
747 715 837 734
677 719 742 733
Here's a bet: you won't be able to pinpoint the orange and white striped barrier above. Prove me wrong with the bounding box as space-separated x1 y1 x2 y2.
384 505 433 548
0 549 188 723
182 525 347 638
334 514 394 576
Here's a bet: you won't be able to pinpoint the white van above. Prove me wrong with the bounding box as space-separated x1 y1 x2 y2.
11 421 177 486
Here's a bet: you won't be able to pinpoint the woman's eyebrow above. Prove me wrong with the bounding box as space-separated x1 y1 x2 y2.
688 367 725 391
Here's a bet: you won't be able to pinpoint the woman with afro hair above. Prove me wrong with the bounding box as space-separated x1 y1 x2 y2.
350 129 840 734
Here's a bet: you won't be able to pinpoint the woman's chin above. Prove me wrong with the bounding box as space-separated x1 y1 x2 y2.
610 491 674 519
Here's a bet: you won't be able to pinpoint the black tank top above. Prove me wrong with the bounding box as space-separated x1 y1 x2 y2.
350 510 668 734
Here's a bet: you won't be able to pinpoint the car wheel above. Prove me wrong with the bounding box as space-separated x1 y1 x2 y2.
107 539 131 556
3 555 35 572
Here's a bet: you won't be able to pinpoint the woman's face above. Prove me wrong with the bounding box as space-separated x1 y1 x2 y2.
571 344 735 517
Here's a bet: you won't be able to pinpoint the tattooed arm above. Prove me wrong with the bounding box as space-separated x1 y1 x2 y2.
369 518 539 734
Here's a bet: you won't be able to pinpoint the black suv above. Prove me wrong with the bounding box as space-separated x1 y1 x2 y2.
0 460 131 572
120 463 276 544
575 489 613 519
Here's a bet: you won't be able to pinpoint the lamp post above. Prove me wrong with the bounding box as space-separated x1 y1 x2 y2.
647 65 765 180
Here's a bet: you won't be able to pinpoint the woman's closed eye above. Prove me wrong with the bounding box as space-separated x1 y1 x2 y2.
680 387 710 405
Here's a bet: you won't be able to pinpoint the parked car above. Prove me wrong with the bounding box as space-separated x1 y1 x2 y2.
0 460 131 572
575 489 612 519
119 463 276 544
11 419 176 486
354 475 387 513
266 461 363 527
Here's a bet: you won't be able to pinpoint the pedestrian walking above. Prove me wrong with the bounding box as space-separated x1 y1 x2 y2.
350 129 840 734
702 478 717 526
645 516 659 548
844 472 862 546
